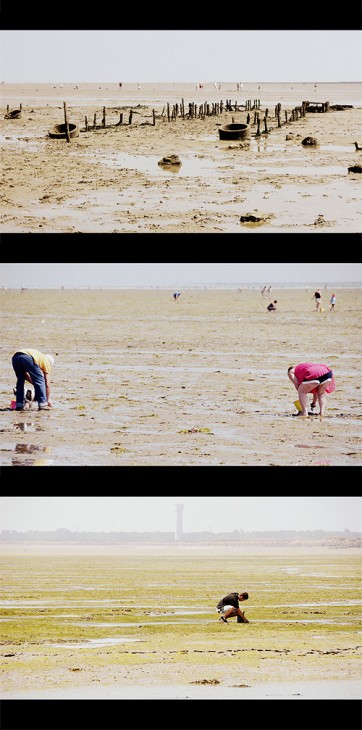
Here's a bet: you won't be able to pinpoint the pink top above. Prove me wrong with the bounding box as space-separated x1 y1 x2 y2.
294 363 335 393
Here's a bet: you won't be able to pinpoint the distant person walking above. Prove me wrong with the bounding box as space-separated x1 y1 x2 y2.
12 349 55 411
329 293 336 311
216 591 249 624
173 292 181 301
313 290 323 311
287 362 335 418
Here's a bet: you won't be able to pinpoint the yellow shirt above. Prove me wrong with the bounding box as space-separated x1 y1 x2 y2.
20 349 52 374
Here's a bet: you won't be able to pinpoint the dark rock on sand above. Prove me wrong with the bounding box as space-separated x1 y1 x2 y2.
302 137 319 146
240 212 273 223
158 155 181 167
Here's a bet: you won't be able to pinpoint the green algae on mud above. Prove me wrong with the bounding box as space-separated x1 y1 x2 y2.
1 545 361 693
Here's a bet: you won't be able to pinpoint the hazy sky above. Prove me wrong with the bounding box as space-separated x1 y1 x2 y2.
1 31 361 83
1 263 361 289
1 497 361 533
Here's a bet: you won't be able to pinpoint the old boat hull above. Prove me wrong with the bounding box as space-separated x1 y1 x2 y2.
48 123 80 139
4 110 21 119
218 123 250 140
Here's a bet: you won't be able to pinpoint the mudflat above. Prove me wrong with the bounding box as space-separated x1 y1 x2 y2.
0 287 361 466
1 543 361 698
1 81 361 232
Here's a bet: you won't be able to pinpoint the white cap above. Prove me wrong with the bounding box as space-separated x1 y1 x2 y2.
45 354 55 366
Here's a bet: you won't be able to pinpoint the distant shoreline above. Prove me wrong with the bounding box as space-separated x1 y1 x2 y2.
1 284 361 290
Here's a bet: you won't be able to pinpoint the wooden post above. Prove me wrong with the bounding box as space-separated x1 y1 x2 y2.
263 115 268 133
85 115 88 131
102 107 106 127
128 110 133 125
6 105 9 114
277 112 281 127
63 101 70 142
93 113 97 129
152 109 155 126
256 118 261 137
20 103 22 111
247 112 250 125
167 103 170 122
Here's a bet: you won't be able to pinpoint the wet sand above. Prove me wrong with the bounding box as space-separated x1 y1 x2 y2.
2 678 360 699
1 543 361 703
0 287 361 466
1 81 361 232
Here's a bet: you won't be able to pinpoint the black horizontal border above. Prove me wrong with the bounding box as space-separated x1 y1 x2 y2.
1 698 362 730
1 233 362 265
0 465 361 497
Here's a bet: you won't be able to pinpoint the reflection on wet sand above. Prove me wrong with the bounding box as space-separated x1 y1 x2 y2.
13 421 44 432
10 442 53 466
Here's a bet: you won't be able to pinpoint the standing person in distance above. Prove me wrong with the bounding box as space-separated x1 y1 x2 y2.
313 290 323 311
329 293 336 311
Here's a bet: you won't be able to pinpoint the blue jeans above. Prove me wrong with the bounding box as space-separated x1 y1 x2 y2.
12 352 47 408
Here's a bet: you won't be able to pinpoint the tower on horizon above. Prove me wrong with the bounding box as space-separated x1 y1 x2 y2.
175 504 184 542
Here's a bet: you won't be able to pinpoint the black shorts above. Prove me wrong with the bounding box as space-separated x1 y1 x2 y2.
303 370 333 384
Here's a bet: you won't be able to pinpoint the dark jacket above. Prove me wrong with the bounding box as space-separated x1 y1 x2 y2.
217 592 239 610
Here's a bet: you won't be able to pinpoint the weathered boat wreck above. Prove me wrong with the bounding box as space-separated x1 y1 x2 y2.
218 123 250 140
48 123 80 139
4 109 21 119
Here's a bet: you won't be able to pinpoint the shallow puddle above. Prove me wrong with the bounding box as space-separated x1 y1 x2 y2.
0 442 53 466
14 443 49 454
270 601 362 607
50 637 143 648
0 133 43 151
12 421 44 432
88 150 351 179
3 678 360 699
98 151 219 177
72 621 207 627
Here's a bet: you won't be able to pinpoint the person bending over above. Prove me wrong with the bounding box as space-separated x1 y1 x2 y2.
216 591 249 624
287 362 335 418
12 349 55 411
